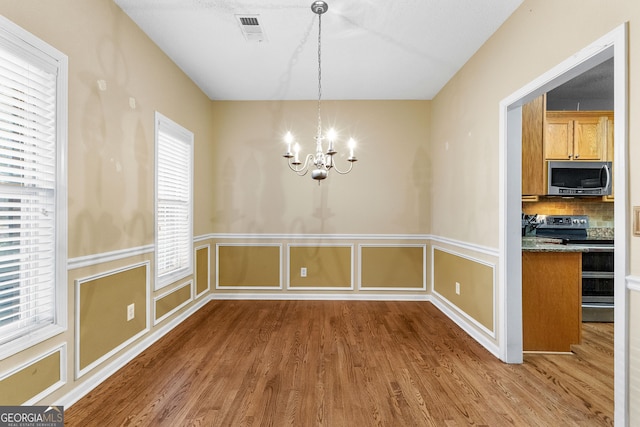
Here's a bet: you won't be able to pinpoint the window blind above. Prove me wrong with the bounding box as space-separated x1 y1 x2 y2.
0 44 57 345
156 115 192 288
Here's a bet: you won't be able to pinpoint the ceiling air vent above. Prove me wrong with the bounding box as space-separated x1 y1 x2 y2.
235 14 268 43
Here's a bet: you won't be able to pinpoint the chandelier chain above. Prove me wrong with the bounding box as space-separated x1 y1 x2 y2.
317 12 322 138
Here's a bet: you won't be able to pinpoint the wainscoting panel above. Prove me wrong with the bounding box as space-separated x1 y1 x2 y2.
75 262 150 378
216 244 282 289
288 244 353 290
432 247 495 335
195 244 210 298
359 244 426 290
0 345 66 405
154 280 194 325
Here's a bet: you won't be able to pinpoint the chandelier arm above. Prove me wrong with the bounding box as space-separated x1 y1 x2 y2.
329 159 354 175
287 154 315 176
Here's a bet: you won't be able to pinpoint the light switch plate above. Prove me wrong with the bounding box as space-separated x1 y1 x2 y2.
634 207 640 237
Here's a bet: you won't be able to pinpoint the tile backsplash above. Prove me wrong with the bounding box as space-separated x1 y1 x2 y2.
522 197 614 229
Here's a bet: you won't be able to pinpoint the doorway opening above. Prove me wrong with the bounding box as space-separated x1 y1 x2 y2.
499 24 628 424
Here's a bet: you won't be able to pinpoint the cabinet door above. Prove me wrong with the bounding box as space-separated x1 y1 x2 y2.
545 117 573 160
522 95 545 195
573 116 603 160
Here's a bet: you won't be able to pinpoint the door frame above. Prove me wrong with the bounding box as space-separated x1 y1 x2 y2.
498 23 628 424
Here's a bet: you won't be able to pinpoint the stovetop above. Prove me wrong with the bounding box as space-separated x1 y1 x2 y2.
534 215 614 246
535 215 588 240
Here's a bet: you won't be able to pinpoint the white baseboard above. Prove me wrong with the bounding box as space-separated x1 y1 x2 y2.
210 293 430 301
429 296 500 358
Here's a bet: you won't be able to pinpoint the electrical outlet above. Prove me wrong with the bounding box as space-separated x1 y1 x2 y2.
127 303 135 321
300 267 307 277
455 282 460 295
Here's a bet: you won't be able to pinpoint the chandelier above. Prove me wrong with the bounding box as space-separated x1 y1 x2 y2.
282 1 357 182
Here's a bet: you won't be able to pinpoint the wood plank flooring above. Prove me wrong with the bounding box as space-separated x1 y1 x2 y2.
64 300 614 426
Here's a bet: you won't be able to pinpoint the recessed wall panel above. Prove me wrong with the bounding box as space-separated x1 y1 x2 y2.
76 263 149 376
0 347 63 405
433 247 494 333
360 245 425 290
155 281 193 323
195 245 210 297
217 244 281 288
289 245 353 289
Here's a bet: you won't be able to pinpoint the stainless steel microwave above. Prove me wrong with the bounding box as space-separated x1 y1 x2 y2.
548 161 612 196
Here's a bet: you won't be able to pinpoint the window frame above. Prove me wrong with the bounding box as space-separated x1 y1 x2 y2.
0 16 68 360
154 112 193 290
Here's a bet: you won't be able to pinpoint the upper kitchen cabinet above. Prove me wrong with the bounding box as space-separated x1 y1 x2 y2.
544 111 612 161
522 94 546 196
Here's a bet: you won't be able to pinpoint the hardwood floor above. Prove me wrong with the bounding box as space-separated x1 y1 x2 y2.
64 300 614 426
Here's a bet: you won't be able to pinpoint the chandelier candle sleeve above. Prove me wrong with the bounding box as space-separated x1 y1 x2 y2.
284 131 293 156
281 1 358 182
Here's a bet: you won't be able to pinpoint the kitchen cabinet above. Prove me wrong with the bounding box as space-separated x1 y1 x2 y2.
522 250 582 352
544 111 612 161
522 95 546 196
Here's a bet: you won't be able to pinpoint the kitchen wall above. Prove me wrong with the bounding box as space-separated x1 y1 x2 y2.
522 197 614 229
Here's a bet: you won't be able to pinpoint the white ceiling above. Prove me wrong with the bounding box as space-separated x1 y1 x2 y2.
113 0 524 101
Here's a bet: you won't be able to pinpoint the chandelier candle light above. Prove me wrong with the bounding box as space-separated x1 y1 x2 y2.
282 1 358 182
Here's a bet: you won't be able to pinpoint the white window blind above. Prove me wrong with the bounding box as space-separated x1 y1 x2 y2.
0 21 66 353
155 113 193 289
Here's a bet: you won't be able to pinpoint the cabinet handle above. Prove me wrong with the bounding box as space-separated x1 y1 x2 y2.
575 154 580 159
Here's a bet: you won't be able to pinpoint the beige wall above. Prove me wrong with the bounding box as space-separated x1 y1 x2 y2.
210 100 431 235
0 0 215 258
0 0 214 405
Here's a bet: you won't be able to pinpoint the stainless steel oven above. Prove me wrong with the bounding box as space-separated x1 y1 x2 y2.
580 246 614 322
535 215 614 322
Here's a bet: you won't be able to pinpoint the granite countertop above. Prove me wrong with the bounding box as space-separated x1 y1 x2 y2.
521 237 589 253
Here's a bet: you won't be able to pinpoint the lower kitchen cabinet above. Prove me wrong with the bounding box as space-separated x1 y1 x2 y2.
522 251 582 352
